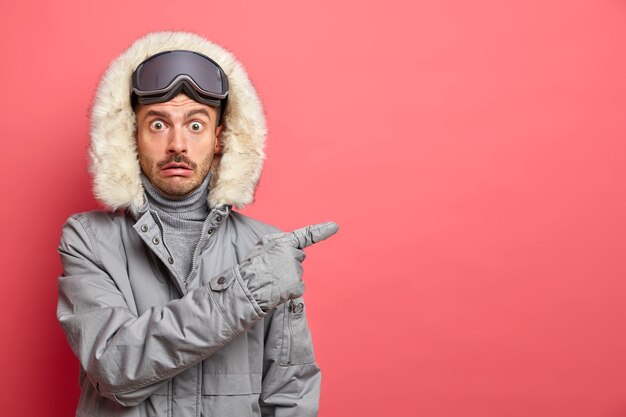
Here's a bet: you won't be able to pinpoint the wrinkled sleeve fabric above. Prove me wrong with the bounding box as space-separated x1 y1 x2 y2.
259 297 322 417
56 215 267 407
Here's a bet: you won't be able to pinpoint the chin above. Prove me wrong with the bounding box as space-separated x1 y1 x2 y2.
153 177 197 198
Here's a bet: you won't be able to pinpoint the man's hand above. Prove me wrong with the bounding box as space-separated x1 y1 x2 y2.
238 222 339 312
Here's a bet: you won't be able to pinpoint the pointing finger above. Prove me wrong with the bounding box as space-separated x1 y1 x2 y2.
285 221 339 249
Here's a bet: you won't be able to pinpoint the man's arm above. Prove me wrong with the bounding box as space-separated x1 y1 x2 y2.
260 296 321 417
56 215 267 407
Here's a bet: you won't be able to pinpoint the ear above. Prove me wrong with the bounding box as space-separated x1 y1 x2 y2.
214 125 224 155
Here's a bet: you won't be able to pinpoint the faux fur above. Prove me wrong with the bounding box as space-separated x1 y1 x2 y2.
89 31 267 213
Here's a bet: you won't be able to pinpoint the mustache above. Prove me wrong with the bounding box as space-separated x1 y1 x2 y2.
157 154 198 170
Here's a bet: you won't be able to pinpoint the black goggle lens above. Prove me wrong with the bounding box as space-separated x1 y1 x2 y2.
133 50 227 98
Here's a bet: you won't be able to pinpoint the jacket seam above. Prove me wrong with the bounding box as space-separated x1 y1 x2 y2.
203 371 262 375
107 362 197 396
72 215 104 268
196 362 201 417
275 362 320 369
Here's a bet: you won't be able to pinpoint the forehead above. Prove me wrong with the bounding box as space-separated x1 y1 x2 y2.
135 93 218 119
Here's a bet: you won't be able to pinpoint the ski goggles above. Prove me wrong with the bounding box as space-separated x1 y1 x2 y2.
131 50 229 110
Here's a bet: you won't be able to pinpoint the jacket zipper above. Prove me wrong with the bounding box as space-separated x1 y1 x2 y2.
185 211 217 290
287 300 294 364
150 210 175 263
151 208 226 293
150 210 184 291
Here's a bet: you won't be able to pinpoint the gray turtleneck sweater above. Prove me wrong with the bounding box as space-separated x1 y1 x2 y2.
141 172 275 310
141 173 211 280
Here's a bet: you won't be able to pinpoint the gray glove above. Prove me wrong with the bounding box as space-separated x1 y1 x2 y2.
238 221 339 312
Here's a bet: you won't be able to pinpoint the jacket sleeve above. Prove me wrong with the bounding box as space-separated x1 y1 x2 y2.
259 296 322 417
56 215 267 407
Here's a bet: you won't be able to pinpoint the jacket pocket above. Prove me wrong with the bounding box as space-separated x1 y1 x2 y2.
201 373 261 417
279 297 315 365
202 373 262 395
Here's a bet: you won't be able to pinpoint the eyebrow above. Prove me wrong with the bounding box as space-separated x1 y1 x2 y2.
143 110 169 120
143 108 213 120
184 108 212 119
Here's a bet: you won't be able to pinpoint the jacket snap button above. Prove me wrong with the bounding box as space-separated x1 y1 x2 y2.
140 224 148 232
152 237 160 245
217 276 226 284
208 228 214 235
168 256 174 264
216 216 222 222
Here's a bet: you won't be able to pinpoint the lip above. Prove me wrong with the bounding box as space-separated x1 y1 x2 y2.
161 163 193 177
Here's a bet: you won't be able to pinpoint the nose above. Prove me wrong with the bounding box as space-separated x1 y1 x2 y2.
166 126 188 154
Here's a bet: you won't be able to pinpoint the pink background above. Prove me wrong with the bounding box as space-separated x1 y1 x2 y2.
2 0 626 416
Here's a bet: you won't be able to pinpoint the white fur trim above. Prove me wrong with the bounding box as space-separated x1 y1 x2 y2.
89 31 267 213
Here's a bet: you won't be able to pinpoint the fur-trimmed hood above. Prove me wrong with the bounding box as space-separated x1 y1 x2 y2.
89 31 266 214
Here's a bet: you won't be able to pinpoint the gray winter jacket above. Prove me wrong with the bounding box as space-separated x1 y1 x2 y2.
57 31 322 417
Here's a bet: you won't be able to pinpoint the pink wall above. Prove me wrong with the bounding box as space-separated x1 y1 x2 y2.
2 1 626 416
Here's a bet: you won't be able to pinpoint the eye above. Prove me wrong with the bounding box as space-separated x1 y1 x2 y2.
150 120 166 130
189 121 203 132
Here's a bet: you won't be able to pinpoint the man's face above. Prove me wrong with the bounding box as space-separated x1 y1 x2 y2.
135 93 223 199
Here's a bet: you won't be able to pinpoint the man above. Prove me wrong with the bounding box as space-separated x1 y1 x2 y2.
57 31 337 417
